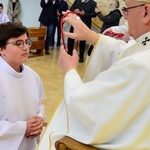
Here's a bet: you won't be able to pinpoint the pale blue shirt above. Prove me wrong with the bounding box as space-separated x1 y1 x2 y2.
0 12 10 23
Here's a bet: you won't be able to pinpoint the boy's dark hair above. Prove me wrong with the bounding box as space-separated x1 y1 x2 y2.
0 3 3 9
0 22 29 49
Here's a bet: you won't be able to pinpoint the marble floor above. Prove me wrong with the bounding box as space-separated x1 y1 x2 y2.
25 49 85 125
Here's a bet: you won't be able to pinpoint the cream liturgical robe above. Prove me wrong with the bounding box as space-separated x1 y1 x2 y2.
38 33 150 150
0 57 45 150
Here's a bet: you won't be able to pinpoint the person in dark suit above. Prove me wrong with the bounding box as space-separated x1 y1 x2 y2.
56 0 68 50
39 0 59 55
67 0 97 63
95 0 122 33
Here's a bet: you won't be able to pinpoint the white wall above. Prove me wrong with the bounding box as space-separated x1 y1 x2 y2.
1 0 42 27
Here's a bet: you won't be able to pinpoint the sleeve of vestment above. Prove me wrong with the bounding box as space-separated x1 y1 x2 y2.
63 38 149 144
83 34 135 82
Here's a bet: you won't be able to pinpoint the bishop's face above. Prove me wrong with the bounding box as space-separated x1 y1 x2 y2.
125 0 148 39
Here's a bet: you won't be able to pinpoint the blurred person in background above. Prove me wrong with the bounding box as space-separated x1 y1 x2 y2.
95 0 122 33
39 0 59 55
7 0 21 23
0 3 10 24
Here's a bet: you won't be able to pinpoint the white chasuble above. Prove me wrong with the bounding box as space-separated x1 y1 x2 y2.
38 33 150 150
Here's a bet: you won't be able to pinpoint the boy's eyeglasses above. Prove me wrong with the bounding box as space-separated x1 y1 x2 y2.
7 39 32 49
122 4 145 17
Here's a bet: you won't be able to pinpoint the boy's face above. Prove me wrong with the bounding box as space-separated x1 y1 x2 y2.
0 33 30 68
0 7 3 13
